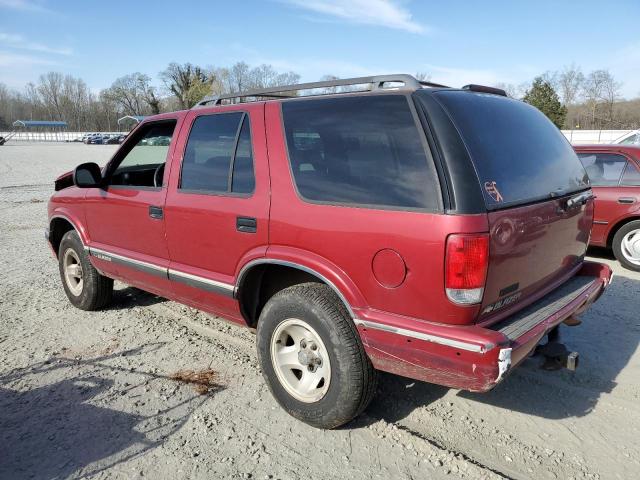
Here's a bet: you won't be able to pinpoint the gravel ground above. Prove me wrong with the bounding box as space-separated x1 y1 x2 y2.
1 144 639 480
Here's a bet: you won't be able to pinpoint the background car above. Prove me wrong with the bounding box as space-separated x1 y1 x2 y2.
575 144 640 271
104 134 125 144
613 130 640 145
87 134 105 144
83 133 101 144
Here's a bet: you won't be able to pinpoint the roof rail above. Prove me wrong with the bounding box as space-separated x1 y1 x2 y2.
194 74 449 108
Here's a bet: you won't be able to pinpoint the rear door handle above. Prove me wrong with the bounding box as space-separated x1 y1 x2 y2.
149 205 163 219
618 197 636 204
236 216 257 233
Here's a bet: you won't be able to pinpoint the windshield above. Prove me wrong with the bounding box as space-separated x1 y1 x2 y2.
427 90 589 208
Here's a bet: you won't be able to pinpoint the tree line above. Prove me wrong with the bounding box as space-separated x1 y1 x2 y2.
0 62 300 131
498 64 638 130
0 61 637 131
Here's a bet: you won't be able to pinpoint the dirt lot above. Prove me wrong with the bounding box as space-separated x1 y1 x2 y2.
1 144 639 480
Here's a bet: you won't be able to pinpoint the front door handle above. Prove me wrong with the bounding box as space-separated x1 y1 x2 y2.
149 205 163 219
236 216 257 233
618 197 636 204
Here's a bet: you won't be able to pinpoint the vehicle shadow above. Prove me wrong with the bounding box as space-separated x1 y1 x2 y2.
352 372 449 427
357 273 639 424
0 344 222 479
105 285 167 311
586 246 616 261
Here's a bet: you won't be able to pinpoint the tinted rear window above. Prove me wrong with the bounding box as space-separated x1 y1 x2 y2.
281 95 439 210
430 91 589 208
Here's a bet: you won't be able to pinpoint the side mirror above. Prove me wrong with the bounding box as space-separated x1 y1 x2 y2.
73 162 103 188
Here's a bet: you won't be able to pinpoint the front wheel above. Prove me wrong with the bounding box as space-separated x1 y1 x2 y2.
256 283 377 429
612 220 640 272
58 230 113 310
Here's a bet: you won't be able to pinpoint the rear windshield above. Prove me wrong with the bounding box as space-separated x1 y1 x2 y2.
429 90 589 208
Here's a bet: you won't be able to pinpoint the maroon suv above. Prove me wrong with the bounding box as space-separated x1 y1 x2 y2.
575 145 640 271
46 75 611 428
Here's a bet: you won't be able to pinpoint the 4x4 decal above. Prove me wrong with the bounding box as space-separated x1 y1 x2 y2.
484 181 504 202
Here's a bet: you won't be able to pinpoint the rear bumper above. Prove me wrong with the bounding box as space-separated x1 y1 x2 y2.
356 261 613 392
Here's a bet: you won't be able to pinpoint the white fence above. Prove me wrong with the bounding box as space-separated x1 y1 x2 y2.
0 131 123 143
561 130 632 145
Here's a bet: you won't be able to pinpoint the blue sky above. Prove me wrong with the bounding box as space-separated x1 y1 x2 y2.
1 0 639 98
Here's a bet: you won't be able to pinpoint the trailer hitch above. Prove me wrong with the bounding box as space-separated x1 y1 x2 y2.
535 340 579 371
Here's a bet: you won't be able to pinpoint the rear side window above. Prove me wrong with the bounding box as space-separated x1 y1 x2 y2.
621 161 640 186
180 112 255 194
577 153 627 186
281 95 439 210
231 118 255 194
426 91 589 208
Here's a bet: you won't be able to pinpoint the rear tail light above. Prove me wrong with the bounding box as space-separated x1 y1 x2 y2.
445 233 489 305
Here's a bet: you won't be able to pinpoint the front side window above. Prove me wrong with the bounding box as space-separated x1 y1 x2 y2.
110 121 176 188
180 112 255 194
281 95 439 210
577 153 627 186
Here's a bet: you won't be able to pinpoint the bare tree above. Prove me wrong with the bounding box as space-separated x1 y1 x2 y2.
582 69 622 127
37 72 65 120
103 73 161 116
491 82 529 100
557 64 584 106
494 83 519 99
319 74 340 94
160 63 214 109
539 70 559 91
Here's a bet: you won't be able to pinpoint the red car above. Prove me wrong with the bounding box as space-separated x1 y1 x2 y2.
46 75 611 428
575 145 640 271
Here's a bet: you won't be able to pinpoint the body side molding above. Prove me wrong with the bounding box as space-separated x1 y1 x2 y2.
355 319 488 353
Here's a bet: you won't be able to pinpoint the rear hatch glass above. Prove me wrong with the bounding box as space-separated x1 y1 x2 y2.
431 90 589 209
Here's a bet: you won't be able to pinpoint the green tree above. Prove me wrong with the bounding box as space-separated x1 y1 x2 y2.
523 76 567 128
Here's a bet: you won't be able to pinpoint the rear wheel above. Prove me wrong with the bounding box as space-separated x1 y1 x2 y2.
58 230 113 310
256 283 377 429
612 220 640 272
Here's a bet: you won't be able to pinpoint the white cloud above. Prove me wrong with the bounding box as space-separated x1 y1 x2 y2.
0 32 72 56
0 0 50 13
419 64 504 88
0 50 58 67
280 0 427 34
0 50 59 90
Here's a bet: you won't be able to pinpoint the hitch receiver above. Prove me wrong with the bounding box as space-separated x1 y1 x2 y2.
536 341 580 371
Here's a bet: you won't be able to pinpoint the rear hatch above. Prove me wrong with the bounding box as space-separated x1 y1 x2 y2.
424 90 592 324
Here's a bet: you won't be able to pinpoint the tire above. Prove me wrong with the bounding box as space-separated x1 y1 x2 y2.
58 230 113 310
256 283 377 429
612 220 640 272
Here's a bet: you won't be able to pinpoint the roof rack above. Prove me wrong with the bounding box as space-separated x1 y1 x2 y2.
194 74 449 108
